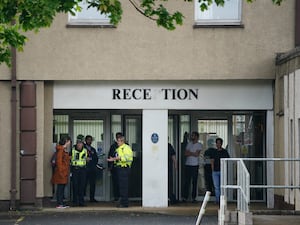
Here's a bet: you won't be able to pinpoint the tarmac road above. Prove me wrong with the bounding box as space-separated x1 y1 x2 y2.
0 211 218 225
1 201 300 225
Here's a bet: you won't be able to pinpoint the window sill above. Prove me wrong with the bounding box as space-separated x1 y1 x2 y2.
193 23 244 29
66 23 116 28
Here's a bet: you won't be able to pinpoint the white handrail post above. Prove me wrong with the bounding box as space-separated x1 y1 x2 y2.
219 159 227 225
195 191 211 225
237 160 241 211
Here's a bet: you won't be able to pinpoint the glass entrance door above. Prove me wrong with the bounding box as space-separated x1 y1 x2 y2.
196 112 266 202
197 119 228 198
110 114 142 200
72 119 106 201
124 115 142 199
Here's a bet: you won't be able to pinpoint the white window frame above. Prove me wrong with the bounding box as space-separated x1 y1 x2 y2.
194 0 242 25
68 0 111 25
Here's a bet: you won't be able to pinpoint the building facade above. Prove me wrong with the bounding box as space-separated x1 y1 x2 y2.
275 47 300 211
0 0 298 210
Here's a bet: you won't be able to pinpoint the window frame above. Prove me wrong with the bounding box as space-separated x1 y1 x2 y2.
67 1 112 27
194 0 242 26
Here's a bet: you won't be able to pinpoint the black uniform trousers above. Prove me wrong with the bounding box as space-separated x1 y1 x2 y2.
72 166 87 206
117 166 130 207
86 168 97 200
111 166 120 200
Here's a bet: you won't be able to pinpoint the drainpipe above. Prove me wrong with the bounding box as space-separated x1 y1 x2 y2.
9 46 17 211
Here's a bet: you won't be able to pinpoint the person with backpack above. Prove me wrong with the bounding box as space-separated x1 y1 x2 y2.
51 136 72 209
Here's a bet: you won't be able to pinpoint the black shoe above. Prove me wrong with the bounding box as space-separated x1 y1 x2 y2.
90 199 98 203
79 203 86 207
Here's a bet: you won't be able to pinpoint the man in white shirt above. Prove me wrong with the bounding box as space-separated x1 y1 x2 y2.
182 131 202 202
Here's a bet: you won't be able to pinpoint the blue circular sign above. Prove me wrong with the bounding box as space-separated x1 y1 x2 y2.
151 133 159 144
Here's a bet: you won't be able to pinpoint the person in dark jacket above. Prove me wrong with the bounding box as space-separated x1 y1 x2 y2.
210 137 230 204
168 142 177 204
84 135 99 202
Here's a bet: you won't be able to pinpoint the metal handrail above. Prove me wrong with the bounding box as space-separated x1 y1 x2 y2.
219 158 300 225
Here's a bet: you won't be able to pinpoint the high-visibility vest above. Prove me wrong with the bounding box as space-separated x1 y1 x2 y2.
114 143 133 167
71 148 87 167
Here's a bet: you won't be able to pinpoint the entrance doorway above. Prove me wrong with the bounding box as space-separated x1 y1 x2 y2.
111 114 142 199
53 110 143 202
169 111 266 202
53 114 107 201
53 110 266 203
72 118 106 200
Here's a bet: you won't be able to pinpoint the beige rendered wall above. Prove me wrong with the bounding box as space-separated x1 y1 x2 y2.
0 65 10 80
12 1 295 81
36 82 45 198
0 82 12 200
0 81 20 200
0 80 53 201
43 82 54 197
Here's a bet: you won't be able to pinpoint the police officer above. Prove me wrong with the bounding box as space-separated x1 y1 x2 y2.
107 135 133 208
71 136 88 206
108 132 123 201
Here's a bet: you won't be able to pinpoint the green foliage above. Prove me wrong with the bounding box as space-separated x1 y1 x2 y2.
0 0 285 67
87 0 122 26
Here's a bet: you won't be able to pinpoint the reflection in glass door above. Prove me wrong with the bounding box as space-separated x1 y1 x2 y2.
231 113 266 201
179 115 190 200
73 119 105 201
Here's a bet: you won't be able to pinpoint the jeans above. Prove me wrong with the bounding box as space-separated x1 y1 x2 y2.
56 184 65 206
86 168 97 200
212 171 221 203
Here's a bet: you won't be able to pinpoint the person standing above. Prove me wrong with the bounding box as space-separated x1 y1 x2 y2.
107 135 133 208
51 136 71 209
108 132 123 201
84 135 98 202
211 137 230 204
182 131 202 202
168 142 177 205
204 146 215 196
71 137 88 206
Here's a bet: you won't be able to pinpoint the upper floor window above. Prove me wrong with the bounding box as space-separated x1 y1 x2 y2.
68 0 111 25
195 0 242 26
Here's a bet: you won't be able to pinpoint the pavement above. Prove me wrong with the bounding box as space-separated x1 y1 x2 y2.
2 201 300 225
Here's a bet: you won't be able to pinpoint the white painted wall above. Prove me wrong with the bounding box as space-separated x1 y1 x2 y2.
142 110 168 207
